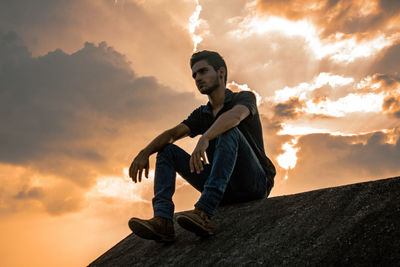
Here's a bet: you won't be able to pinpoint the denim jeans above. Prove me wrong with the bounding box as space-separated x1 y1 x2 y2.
152 127 272 219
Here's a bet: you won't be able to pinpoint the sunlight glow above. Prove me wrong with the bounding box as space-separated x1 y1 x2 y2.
86 168 155 202
278 124 331 136
230 13 399 63
188 0 204 52
304 92 385 117
272 72 354 103
313 34 397 63
277 137 299 171
227 81 263 106
270 72 387 117
278 123 397 138
87 168 189 203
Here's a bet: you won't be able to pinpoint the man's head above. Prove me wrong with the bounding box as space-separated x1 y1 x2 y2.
190 50 227 95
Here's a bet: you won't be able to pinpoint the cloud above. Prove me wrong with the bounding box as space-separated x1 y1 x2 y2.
0 31 203 215
0 0 198 92
256 0 400 37
372 42 400 75
275 129 400 194
191 0 399 101
13 186 45 200
383 96 400 117
11 184 84 216
273 98 304 119
0 163 84 216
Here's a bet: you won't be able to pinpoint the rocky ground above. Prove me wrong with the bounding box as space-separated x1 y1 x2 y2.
89 176 400 266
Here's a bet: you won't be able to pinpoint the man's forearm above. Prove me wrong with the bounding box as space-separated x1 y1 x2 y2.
141 130 175 156
203 111 241 141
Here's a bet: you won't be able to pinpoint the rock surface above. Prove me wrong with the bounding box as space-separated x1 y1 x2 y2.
89 177 400 266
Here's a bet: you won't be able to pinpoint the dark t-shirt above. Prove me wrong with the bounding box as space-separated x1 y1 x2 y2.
181 88 276 185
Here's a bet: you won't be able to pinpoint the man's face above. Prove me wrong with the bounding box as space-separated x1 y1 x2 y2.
191 60 220 95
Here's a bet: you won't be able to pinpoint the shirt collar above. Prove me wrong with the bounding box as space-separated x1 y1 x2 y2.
203 88 233 115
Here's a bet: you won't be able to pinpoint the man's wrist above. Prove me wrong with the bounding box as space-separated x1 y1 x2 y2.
140 148 151 157
201 133 211 141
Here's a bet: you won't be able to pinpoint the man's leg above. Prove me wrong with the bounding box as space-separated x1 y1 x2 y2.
220 132 272 205
152 143 211 219
177 127 271 236
195 127 270 214
129 143 210 242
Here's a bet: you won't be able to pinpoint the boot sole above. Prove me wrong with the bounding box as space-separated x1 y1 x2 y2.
176 215 214 237
128 219 175 243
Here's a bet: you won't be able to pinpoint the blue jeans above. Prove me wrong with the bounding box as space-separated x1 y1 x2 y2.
152 127 272 219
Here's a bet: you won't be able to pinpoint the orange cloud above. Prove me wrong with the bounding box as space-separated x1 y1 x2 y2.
383 96 400 117
256 0 399 38
275 129 400 194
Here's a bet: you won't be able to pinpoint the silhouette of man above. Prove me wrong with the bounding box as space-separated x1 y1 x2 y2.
128 50 276 242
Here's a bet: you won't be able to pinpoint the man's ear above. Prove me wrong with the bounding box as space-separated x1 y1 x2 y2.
218 67 226 80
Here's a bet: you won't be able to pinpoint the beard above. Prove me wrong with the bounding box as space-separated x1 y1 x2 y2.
199 76 220 95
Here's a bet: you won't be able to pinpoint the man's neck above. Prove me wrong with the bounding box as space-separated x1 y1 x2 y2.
208 86 226 110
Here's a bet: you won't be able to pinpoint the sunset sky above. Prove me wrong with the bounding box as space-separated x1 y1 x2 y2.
1 0 400 266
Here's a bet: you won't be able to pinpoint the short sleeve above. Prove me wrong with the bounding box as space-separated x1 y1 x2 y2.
181 107 203 138
235 91 257 116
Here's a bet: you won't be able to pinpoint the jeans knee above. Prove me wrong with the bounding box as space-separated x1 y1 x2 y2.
219 127 240 139
157 143 178 160
216 127 240 145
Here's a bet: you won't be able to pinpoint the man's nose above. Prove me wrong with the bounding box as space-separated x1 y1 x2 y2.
195 75 202 83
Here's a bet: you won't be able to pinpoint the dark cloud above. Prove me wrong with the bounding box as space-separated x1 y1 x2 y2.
383 96 400 118
354 73 400 95
375 73 400 86
0 0 68 32
371 42 400 75
283 129 400 193
14 186 45 200
273 98 304 119
0 31 200 187
10 184 83 215
0 0 195 92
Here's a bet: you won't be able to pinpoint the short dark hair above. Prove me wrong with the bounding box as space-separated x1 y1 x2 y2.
190 50 227 85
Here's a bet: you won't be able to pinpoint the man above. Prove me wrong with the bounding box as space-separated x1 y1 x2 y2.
128 50 276 242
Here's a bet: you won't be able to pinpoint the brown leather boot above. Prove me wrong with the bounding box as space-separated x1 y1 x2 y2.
128 216 175 243
176 207 214 237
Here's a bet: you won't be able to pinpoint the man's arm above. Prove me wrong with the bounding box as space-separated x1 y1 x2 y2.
190 104 250 174
204 104 250 140
129 123 191 183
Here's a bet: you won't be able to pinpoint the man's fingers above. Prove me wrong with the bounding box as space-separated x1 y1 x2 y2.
189 156 194 173
192 153 199 173
197 154 204 171
201 151 208 165
145 166 149 178
194 153 202 174
131 165 138 183
199 157 204 171
129 162 134 178
139 169 143 183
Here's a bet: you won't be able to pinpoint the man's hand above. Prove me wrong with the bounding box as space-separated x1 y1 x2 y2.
129 150 150 183
190 136 210 174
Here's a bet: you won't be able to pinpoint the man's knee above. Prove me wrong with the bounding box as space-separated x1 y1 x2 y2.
216 127 241 142
157 143 179 160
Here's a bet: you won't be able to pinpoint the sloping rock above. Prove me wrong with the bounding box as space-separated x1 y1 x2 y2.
89 177 400 266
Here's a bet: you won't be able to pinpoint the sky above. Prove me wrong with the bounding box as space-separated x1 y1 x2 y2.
0 0 399 266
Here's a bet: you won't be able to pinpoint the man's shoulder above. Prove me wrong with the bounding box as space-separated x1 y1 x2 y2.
186 104 209 117
230 90 257 106
232 90 256 99
190 104 208 113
